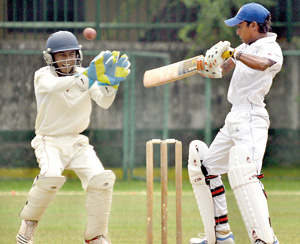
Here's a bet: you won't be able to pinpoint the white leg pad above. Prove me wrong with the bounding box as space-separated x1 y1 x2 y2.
19 176 66 221
228 146 273 244
188 140 216 244
84 170 116 240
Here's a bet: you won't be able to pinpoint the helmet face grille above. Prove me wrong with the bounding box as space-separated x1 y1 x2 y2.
44 31 82 75
52 57 82 76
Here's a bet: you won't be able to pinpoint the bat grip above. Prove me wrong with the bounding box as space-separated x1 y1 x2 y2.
222 49 234 59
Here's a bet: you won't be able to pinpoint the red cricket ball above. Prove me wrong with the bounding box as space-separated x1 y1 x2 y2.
83 27 97 40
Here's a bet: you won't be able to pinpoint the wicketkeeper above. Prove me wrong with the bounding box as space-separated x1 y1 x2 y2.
189 3 282 244
16 31 130 244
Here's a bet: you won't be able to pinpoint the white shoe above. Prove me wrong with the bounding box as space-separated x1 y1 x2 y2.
189 233 207 244
84 236 111 244
255 236 279 244
190 232 235 244
16 220 38 244
255 227 279 244
216 231 235 243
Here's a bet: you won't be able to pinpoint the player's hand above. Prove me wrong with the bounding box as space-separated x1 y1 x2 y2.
197 56 222 78
75 50 116 90
115 54 131 81
97 52 131 86
205 41 231 68
87 50 117 83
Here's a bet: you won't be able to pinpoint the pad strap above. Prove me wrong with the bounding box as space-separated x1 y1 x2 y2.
215 214 229 226
211 185 225 198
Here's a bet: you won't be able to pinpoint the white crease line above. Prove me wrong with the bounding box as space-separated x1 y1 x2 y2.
0 191 299 196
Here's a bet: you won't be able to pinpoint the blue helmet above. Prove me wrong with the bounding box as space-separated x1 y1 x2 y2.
43 31 82 75
46 31 81 53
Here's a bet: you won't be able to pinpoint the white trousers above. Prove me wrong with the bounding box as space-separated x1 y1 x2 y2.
204 105 270 175
32 134 105 190
203 105 270 230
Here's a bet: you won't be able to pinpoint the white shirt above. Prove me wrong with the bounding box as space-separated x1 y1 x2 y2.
228 33 283 107
33 66 115 135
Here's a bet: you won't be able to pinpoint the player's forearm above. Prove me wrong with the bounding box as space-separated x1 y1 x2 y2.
221 58 235 76
93 94 115 109
236 52 276 71
90 86 116 109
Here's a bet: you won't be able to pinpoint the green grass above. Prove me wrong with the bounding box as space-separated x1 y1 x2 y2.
0 167 299 243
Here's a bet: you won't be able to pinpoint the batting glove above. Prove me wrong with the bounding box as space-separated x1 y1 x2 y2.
197 56 222 78
205 41 231 68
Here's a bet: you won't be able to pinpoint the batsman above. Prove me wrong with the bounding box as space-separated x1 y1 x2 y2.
16 31 130 244
188 3 282 244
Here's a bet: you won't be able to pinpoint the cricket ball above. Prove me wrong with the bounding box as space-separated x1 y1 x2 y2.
83 27 97 40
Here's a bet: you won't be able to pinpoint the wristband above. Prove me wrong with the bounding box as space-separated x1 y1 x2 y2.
236 51 243 60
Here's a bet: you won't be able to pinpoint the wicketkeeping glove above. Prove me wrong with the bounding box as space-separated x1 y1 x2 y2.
97 52 131 86
75 50 116 90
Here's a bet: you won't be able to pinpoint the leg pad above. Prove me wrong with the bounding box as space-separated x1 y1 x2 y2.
19 176 66 221
188 140 216 244
84 170 116 240
228 146 273 243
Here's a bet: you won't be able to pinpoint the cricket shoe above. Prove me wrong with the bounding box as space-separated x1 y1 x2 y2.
84 235 111 244
189 231 235 244
16 220 38 244
255 236 279 244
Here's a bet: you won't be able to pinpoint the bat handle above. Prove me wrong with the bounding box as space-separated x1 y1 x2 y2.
222 49 234 59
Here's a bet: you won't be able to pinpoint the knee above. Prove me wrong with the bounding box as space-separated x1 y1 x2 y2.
87 170 116 193
188 140 208 168
33 175 66 192
188 140 209 186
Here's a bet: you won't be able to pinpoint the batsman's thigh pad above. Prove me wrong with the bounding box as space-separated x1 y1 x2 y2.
228 146 273 243
19 176 66 221
85 170 116 240
188 140 216 244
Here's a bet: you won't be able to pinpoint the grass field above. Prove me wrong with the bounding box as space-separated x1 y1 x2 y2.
0 167 299 244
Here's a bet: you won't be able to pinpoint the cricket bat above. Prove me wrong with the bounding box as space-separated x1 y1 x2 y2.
143 51 233 88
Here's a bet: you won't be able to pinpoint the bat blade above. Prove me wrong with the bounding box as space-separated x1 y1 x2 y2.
143 50 233 88
143 55 204 88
